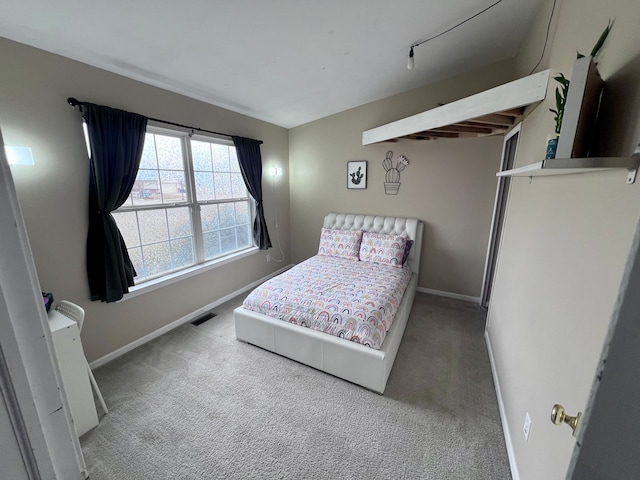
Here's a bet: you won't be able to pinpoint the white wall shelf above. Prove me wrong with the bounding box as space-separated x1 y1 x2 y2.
496 157 640 184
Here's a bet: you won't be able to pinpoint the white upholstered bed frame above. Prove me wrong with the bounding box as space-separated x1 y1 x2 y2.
234 213 423 394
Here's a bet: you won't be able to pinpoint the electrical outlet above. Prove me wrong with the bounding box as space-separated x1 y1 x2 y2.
523 412 532 441
266 254 271 262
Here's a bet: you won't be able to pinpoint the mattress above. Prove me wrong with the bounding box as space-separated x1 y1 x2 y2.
242 255 412 349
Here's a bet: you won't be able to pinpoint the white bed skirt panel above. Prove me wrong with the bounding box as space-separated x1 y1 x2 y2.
234 274 417 393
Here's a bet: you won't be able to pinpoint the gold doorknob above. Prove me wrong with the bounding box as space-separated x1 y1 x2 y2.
551 404 581 437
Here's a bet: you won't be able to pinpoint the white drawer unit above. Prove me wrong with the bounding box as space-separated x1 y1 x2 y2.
48 310 98 437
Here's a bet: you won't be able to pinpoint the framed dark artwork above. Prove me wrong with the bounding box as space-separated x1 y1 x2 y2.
347 160 367 189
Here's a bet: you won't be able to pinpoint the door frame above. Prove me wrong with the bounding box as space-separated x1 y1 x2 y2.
480 122 521 307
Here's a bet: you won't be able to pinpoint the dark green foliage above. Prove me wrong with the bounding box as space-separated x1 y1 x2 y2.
576 19 613 60
549 73 570 135
553 20 613 135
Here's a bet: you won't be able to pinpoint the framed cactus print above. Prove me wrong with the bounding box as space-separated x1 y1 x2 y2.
347 160 367 189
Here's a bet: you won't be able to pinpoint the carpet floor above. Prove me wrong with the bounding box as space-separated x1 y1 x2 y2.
81 292 511 479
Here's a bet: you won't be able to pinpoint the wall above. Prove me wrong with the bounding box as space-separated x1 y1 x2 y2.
0 38 290 362
486 0 640 478
289 59 516 297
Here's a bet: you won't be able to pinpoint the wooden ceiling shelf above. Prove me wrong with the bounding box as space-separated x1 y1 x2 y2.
362 70 549 145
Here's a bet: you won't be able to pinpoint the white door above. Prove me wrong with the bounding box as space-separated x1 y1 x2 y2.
0 131 87 478
0 369 31 480
562 214 640 478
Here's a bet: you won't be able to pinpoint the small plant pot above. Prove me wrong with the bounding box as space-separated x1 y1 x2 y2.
546 136 559 159
384 182 400 195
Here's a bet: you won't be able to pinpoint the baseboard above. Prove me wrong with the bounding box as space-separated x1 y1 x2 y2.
416 287 480 304
485 331 520 480
89 264 294 369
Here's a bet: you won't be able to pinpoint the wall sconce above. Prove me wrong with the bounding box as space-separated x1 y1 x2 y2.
4 146 35 166
271 167 283 177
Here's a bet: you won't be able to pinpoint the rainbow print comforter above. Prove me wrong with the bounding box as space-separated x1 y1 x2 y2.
242 255 412 349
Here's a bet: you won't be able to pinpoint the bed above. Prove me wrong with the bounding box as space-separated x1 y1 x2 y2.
234 213 423 394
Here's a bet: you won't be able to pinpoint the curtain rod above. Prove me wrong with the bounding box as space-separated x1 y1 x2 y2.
67 97 263 145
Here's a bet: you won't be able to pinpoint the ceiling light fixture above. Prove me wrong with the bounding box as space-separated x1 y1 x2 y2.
406 0 503 70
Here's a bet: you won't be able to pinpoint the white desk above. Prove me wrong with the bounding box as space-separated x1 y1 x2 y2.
48 310 99 437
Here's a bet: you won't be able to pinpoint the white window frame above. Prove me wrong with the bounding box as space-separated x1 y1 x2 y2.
115 125 257 300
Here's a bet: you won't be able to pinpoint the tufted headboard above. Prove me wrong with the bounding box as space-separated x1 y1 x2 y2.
323 213 424 276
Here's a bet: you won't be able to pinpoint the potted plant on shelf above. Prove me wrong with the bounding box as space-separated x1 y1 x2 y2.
547 73 569 158
545 20 613 159
546 73 569 159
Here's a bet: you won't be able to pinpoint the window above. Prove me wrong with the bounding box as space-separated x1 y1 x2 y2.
112 127 254 283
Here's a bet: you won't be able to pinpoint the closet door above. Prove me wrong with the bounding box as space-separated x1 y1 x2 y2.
480 123 520 307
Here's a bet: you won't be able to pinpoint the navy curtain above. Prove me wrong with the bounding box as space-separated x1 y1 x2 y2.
232 136 272 250
84 103 148 302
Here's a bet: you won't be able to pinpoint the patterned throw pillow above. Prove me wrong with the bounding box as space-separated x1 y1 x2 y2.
402 239 414 265
317 228 363 260
359 232 407 267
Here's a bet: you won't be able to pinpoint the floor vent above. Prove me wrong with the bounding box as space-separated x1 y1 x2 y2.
190 312 217 326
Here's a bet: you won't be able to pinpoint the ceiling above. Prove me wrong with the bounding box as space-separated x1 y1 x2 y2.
0 0 544 128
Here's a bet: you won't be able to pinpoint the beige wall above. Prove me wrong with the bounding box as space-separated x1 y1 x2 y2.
487 0 640 478
289 59 516 297
0 38 290 362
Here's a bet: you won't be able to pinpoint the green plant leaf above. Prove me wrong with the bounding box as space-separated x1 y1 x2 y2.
551 72 570 134
590 19 613 58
